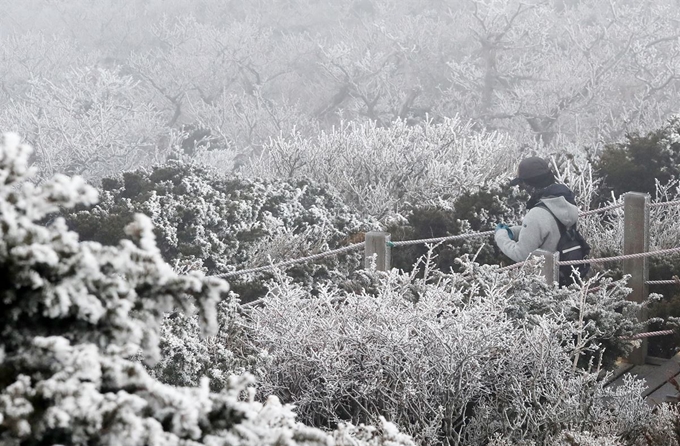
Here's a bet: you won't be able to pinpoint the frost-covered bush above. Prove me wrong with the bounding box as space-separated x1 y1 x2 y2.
62 161 375 389
387 187 528 273
546 123 680 359
0 134 224 363
64 162 373 300
595 115 680 201
0 132 414 445
385 153 616 276
149 299 251 391
241 117 521 220
246 256 662 445
569 159 680 357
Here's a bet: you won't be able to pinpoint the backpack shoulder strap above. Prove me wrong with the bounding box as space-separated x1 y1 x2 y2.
535 202 567 235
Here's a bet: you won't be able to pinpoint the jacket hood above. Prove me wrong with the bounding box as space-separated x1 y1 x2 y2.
528 183 579 228
539 196 579 228
542 183 576 205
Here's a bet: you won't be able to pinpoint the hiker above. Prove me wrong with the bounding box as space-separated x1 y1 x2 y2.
494 157 581 265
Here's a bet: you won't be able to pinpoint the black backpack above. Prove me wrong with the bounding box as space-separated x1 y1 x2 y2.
537 203 591 287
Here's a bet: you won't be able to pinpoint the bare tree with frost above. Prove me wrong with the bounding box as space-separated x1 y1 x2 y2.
443 0 680 147
0 68 169 183
0 32 96 107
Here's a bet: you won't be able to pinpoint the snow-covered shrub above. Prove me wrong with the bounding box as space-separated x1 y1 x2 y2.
149 299 253 391
387 187 528 274
571 149 680 358
63 162 375 389
2 337 415 446
594 115 680 201
0 133 224 364
241 117 521 220
246 255 660 445
64 162 373 299
0 132 414 445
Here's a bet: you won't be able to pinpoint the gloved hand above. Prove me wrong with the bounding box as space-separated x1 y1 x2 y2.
495 223 514 240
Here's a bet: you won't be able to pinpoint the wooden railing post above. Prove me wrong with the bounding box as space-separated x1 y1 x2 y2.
533 249 559 285
365 231 391 271
623 192 650 365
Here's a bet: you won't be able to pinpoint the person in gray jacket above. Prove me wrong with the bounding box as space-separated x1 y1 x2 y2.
494 157 580 263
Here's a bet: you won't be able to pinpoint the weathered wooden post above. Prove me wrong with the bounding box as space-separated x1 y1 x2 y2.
623 192 650 365
533 249 559 285
364 231 391 271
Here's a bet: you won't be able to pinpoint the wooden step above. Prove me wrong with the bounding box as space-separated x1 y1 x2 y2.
606 353 680 405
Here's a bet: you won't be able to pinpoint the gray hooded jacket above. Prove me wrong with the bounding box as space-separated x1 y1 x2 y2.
494 193 580 263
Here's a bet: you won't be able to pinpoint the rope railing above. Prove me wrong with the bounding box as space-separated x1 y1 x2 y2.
388 198 678 249
649 199 680 208
578 198 680 215
389 204 631 248
226 195 680 360
578 202 625 217
556 246 680 266
210 242 365 279
215 197 680 281
647 279 680 286
497 261 527 272
497 248 680 274
623 329 676 340
389 230 495 247
576 279 680 292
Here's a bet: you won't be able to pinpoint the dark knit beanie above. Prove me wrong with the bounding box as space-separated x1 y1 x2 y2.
523 171 555 188
509 157 554 187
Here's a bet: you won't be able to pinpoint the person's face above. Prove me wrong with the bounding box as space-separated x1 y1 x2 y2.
518 181 538 195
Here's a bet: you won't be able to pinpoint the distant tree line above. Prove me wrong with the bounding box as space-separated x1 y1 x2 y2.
1 0 679 183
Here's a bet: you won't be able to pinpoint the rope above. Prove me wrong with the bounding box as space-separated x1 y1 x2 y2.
497 261 527 272
388 202 629 249
215 198 680 281
387 198 679 249
578 202 625 217
241 298 263 309
211 242 365 278
578 199 680 214
577 198 680 216
389 230 495 247
646 277 680 286
557 247 680 266
649 199 680 208
622 329 676 340
387 203 623 248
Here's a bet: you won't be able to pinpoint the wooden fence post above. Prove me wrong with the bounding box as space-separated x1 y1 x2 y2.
533 249 559 285
365 231 391 271
623 192 650 365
